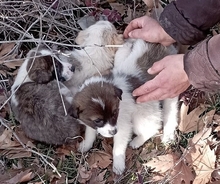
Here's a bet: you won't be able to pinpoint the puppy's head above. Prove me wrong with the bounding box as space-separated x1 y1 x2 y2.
72 79 122 137
26 48 77 83
75 20 124 55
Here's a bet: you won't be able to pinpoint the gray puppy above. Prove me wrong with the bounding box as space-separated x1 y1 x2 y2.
11 47 81 145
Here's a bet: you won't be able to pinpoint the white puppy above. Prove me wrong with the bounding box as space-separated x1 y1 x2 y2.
64 20 124 95
72 39 178 174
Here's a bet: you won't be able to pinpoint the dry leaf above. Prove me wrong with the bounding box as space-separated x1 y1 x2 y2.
3 169 35 183
174 160 195 184
88 168 107 184
12 160 23 170
190 127 212 145
0 127 33 159
213 114 220 124
212 29 218 35
145 154 175 172
101 138 113 155
147 2 163 19
0 43 15 58
50 173 67 184
179 104 212 133
184 128 215 184
0 128 20 149
143 0 159 9
3 57 24 69
145 153 195 183
1 148 32 159
77 165 92 183
124 7 133 24
191 144 215 184
110 3 126 16
87 150 112 169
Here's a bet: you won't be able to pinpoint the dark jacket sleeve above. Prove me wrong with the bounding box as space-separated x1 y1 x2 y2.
184 34 220 93
159 0 220 45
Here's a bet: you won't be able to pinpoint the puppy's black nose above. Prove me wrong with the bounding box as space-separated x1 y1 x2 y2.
59 77 66 82
109 128 117 135
70 65 75 72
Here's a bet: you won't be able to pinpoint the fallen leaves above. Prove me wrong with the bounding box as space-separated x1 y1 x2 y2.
144 153 195 184
184 128 215 184
0 127 34 159
0 43 24 76
179 104 215 133
142 100 220 184
1 0 220 183
3 169 35 184
88 151 112 169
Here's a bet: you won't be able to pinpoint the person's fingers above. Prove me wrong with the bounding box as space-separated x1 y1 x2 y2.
123 19 142 38
135 80 190 103
128 29 146 39
132 79 158 97
136 88 169 103
147 60 165 75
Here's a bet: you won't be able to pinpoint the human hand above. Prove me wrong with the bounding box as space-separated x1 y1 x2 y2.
123 15 176 46
133 54 190 102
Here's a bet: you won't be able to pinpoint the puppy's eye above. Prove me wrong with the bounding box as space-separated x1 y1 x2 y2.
93 118 104 127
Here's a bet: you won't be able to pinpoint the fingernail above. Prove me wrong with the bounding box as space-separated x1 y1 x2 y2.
128 32 132 37
147 68 152 73
132 91 137 96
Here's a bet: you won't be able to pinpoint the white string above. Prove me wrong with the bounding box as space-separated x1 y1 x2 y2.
154 0 159 21
51 56 68 116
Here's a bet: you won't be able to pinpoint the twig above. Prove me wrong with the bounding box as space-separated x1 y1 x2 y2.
51 56 68 116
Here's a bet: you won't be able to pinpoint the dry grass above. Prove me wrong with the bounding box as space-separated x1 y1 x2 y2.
0 1 149 183
0 0 85 48
1 0 220 183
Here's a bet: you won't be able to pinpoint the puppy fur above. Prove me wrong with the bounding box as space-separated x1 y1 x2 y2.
64 20 124 95
72 39 178 174
11 47 81 145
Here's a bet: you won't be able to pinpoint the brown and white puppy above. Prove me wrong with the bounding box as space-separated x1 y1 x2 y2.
64 20 124 95
11 47 81 145
72 39 178 174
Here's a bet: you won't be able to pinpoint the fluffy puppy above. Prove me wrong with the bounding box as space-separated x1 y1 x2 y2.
64 20 124 95
72 39 178 174
11 47 81 145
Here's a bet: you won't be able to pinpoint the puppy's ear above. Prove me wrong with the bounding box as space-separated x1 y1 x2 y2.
72 103 81 119
114 87 123 101
27 56 53 84
75 30 89 45
113 34 124 45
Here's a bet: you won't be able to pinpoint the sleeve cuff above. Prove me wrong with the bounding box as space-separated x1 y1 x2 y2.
159 2 206 45
184 37 220 93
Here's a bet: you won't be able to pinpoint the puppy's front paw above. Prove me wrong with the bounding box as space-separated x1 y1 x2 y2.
129 136 145 149
113 155 125 175
161 133 175 144
78 140 93 153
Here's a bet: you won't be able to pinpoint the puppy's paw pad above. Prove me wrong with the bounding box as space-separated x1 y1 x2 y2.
78 141 92 153
113 155 125 175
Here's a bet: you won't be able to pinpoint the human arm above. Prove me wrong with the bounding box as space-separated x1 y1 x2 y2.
133 34 220 102
124 0 220 45
184 34 220 93
160 0 220 45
